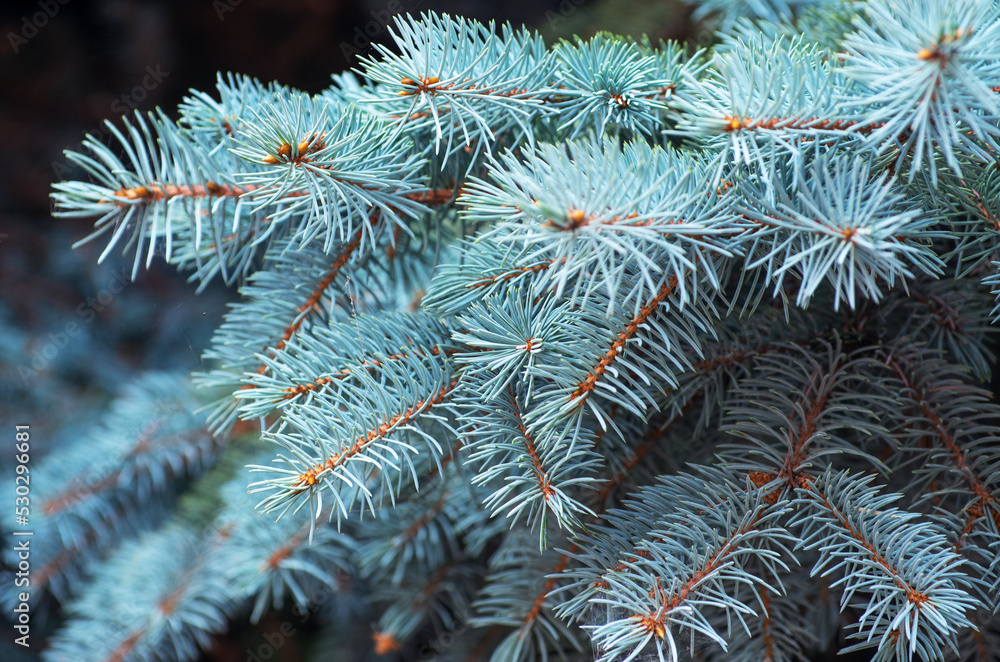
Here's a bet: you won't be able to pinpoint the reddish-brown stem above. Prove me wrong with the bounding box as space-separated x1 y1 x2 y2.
592 425 666 508
276 347 458 402
761 587 774 662
466 259 562 290
804 479 931 605
462 626 502 662
111 182 456 207
779 366 835 491
635 513 764 637
293 380 458 490
104 525 233 662
112 181 251 203
106 631 144 662
885 356 1000 536
39 424 220 516
509 388 554 499
907 293 964 334
265 528 308 569
572 274 680 402
521 550 572 630
400 492 449 543
248 228 364 380
722 115 877 135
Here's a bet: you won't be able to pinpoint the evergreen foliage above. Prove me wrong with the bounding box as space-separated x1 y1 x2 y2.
22 0 1000 659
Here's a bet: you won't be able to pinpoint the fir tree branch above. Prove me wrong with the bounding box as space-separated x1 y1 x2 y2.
878 347 1000 579
793 470 980 661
